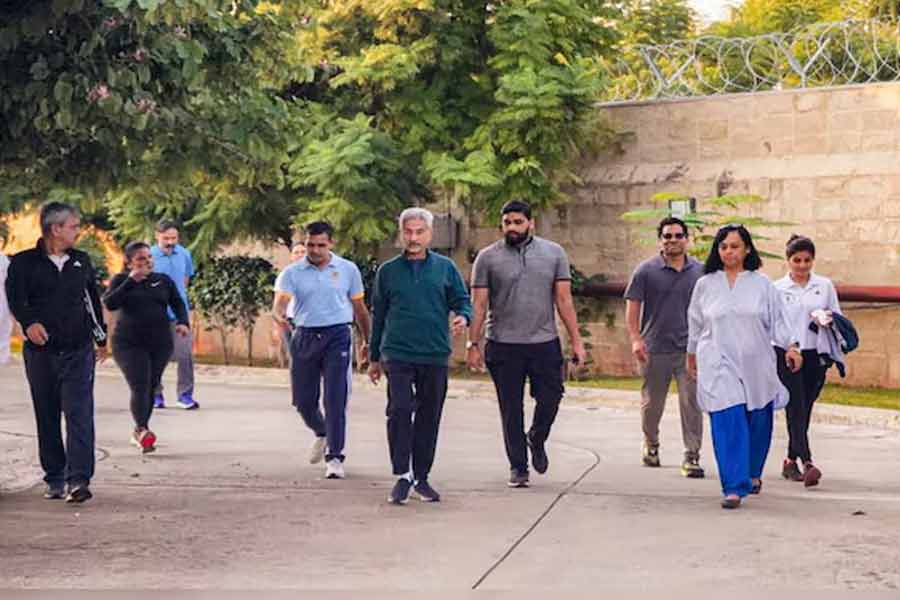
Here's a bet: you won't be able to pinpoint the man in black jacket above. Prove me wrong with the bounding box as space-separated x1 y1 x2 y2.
5 202 107 503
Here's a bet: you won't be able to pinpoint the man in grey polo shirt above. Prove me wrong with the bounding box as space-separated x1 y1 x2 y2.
467 200 586 488
624 216 704 478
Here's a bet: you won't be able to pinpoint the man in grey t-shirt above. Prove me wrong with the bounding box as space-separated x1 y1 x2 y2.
624 216 704 478
467 200 586 488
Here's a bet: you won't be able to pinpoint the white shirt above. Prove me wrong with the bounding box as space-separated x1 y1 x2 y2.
0 254 11 364
687 271 795 413
48 253 70 272
773 272 841 350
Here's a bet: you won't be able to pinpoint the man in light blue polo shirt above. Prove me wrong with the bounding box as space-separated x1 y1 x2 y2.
150 219 198 410
273 221 371 480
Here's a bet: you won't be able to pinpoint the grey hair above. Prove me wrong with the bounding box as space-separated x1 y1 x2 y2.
39 202 79 236
398 207 434 230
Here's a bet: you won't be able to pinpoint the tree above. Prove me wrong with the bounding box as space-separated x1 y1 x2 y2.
3 1 624 259
1 0 306 257
189 255 276 366
618 0 697 45
707 0 846 36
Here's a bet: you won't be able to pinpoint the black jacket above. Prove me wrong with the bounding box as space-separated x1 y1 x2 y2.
5 239 107 351
103 272 188 347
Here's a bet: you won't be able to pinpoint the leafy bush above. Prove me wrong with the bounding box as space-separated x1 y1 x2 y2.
190 255 276 366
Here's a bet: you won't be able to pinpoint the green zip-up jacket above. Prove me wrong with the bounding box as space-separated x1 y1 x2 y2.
369 251 473 366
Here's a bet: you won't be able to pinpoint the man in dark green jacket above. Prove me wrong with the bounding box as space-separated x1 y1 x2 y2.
368 207 472 505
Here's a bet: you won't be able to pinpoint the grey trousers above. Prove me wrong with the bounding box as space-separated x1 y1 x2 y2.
154 322 194 397
640 352 702 459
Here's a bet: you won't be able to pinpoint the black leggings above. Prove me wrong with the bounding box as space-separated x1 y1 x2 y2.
776 348 827 463
113 340 173 429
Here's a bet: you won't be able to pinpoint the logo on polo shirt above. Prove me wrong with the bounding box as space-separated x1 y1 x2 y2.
331 271 340 280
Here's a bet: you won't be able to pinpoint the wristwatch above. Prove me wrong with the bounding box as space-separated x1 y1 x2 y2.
466 340 481 350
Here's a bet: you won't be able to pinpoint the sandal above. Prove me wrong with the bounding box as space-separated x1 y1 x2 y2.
721 495 742 509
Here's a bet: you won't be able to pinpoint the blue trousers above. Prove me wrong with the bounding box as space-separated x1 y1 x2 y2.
290 324 352 462
709 402 774 497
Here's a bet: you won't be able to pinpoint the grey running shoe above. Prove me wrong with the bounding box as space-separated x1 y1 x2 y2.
414 480 441 502
65 485 93 504
508 469 529 488
389 478 413 505
43 484 65 500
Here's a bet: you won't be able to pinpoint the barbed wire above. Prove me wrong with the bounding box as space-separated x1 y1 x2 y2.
601 19 900 103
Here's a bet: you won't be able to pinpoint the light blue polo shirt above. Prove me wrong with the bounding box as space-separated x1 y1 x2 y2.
151 243 194 319
275 253 364 327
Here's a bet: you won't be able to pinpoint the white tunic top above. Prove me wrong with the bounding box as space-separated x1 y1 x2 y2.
687 270 796 413
773 272 841 351
0 254 11 364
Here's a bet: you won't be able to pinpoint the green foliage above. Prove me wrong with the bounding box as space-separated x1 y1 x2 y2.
189 255 276 365
3 0 625 259
620 192 794 259
0 0 304 258
297 0 622 222
619 0 697 45
707 0 845 36
76 229 111 289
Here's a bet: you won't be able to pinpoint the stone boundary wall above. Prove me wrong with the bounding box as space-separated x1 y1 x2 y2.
505 82 900 387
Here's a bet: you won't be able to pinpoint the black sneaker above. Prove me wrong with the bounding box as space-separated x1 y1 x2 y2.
388 478 413 505
414 480 441 502
43 484 65 500
527 433 549 474
508 469 529 488
65 484 93 504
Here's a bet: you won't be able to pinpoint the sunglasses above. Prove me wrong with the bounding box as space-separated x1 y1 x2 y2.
661 233 686 240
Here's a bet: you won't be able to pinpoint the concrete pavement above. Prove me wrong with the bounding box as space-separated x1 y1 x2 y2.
1 360 899 591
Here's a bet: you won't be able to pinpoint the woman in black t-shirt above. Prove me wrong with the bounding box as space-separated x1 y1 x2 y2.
103 242 189 453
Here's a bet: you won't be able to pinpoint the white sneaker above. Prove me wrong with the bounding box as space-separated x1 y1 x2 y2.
308 436 326 464
325 458 345 479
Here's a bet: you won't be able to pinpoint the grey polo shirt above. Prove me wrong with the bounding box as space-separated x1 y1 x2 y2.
472 236 571 344
624 254 703 354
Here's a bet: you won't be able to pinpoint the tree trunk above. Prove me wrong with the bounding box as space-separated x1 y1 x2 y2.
218 326 230 365
246 325 255 367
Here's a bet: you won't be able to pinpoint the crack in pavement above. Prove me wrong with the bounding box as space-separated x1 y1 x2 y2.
470 437 602 590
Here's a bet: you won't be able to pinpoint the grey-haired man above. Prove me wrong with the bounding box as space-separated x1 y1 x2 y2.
5 202 107 503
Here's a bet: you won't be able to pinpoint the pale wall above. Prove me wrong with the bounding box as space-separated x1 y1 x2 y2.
534 83 900 387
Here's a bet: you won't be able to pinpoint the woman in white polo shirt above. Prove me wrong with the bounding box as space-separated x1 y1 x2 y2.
774 235 841 488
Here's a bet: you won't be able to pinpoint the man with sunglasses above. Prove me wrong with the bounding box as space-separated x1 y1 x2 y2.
625 216 705 478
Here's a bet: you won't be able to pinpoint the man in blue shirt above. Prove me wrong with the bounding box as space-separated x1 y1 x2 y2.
150 220 198 410
273 222 371 480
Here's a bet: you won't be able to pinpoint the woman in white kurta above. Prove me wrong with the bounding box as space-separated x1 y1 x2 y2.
687 225 802 509
774 235 841 488
0 253 12 365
